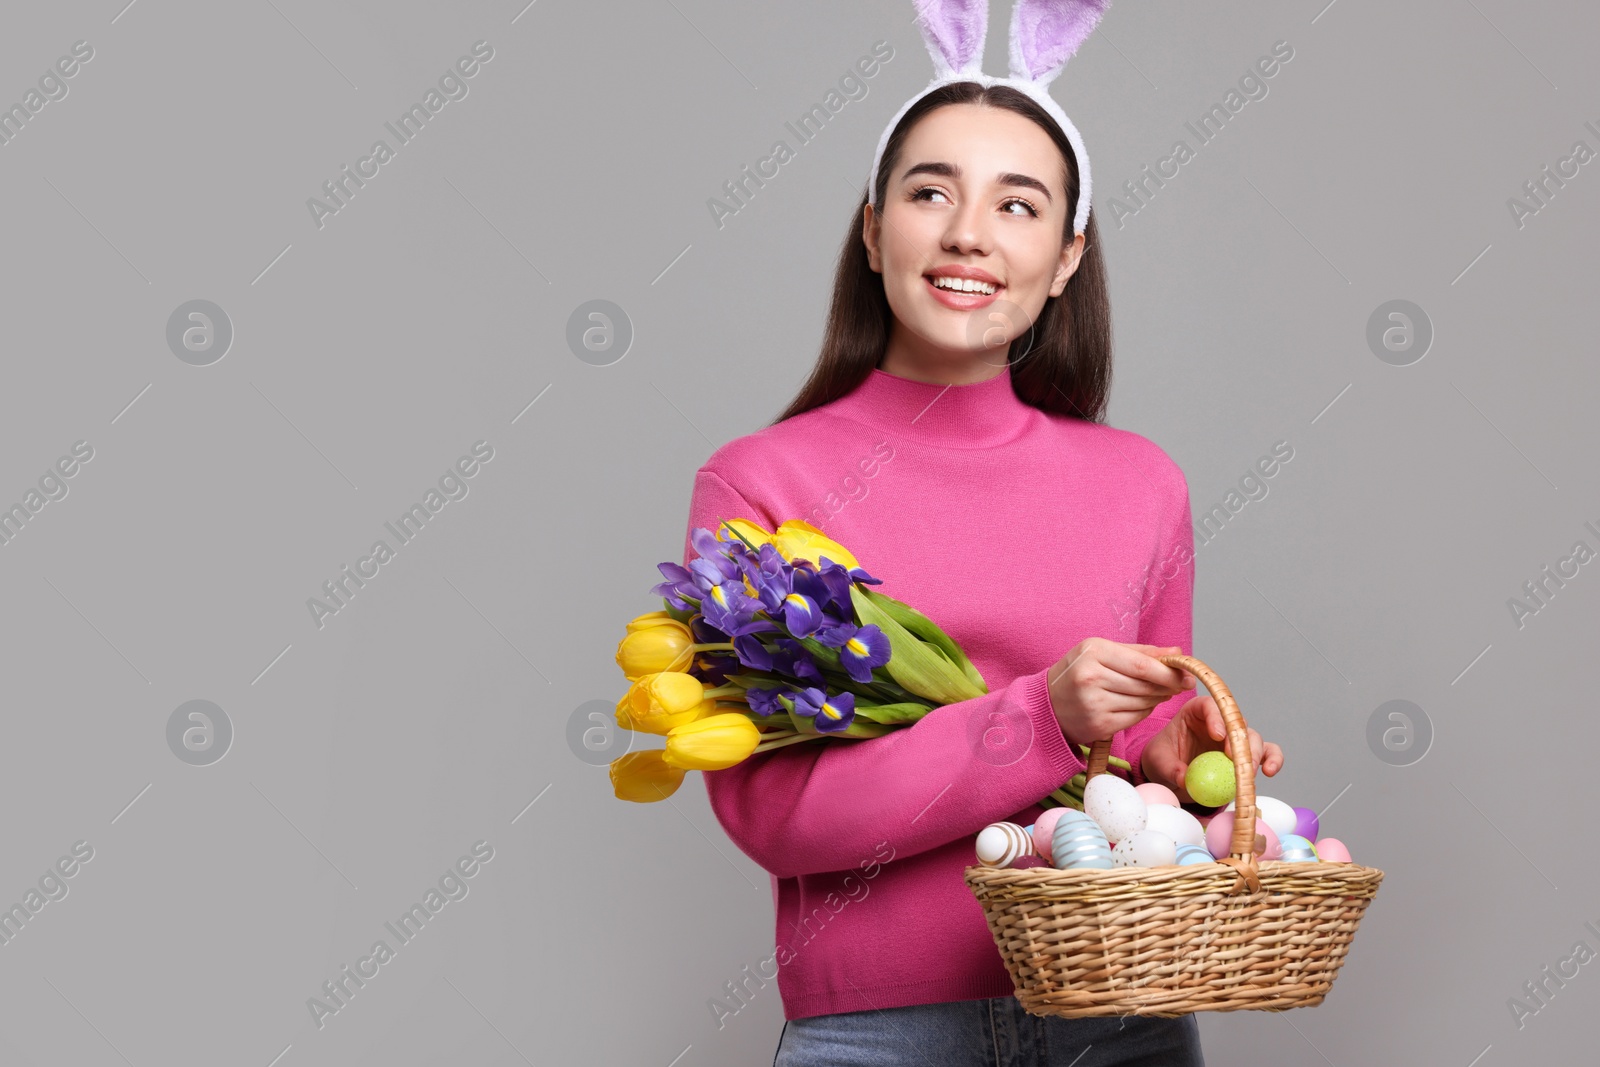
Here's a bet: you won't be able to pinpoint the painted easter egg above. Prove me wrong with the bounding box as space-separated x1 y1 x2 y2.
1315 837 1352 863
1084 774 1147 845
1051 809 1114 870
1174 842 1213 866
1277 834 1317 862
976 822 1035 868
1292 806 1320 842
1145 803 1206 848
1259 821 1282 861
1031 807 1069 865
1224 796 1297 841
1205 810 1280 860
1112 829 1177 868
1185 750 1236 807
1134 782 1180 807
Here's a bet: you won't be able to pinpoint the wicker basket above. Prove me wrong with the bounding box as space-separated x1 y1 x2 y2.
964 654 1384 1018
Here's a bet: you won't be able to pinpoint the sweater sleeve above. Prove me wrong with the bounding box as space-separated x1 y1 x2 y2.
1114 469 1196 787
683 466 1087 879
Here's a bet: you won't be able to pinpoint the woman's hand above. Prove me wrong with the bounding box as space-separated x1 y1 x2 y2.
1137 694 1285 802
1047 639 1196 751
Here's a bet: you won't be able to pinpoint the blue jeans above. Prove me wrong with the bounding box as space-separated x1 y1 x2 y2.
773 997 1204 1067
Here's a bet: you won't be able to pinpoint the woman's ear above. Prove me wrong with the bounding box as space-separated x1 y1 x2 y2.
1049 231 1086 297
862 203 883 274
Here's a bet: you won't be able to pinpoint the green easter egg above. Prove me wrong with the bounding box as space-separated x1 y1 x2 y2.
1186 750 1236 807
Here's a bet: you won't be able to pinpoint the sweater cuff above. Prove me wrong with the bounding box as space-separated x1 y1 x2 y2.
1019 668 1085 786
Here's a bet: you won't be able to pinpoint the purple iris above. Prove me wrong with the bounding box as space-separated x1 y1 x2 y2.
744 686 794 717
651 524 890 699
812 622 891 684
791 687 856 733
650 561 699 612
652 527 756 611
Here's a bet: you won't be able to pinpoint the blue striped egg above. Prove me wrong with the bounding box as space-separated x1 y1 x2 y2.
1174 842 1213 866
1277 833 1318 863
1050 810 1113 870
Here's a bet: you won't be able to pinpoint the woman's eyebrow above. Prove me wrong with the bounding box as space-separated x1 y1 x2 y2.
900 161 1054 204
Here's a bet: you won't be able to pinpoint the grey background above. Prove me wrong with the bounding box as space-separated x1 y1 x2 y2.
0 0 1594 1064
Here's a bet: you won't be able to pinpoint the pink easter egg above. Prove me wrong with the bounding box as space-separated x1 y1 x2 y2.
1259 821 1282 861
1315 837 1352 863
1032 807 1068 865
1204 811 1235 858
1205 810 1281 860
1134 782 1180 807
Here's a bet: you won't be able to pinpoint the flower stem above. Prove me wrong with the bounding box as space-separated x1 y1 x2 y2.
753 732 821 754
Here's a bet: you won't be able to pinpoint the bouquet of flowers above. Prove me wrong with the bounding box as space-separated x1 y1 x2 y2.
609 517 1128 803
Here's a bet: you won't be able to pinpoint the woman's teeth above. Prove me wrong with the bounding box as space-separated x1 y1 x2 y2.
930 276 997 295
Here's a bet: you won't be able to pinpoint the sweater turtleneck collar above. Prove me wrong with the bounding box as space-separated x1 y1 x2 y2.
829 362 1041 449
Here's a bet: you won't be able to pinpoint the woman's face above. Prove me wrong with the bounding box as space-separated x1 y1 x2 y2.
864 102 1085 365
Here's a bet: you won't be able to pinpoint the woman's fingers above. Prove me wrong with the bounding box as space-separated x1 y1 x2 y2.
1262 742 1284 776
1091 643 1194 697
1224 728 1268 771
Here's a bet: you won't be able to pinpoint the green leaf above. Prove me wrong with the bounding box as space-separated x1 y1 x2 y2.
833 720 896 739
858 586 987 693
850 701 935 724
849 586 986 704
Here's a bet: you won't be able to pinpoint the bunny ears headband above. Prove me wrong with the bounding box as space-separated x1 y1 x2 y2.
867 0 1108 236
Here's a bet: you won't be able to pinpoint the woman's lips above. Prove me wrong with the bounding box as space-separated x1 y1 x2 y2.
924 275 1002 310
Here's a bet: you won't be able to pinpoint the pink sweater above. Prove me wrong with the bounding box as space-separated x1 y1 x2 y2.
680 363 1194 1021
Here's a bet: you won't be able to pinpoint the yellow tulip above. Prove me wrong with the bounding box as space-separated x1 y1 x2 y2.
615 615 695 680
609 749 686 803
616 672 708 735
769 519 861 571
718 518 773 550
663 712 762 770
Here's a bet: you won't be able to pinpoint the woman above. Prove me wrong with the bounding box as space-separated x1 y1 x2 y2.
680 68 1284 1067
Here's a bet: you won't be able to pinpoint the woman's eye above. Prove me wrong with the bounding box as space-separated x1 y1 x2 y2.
911 187 1038 218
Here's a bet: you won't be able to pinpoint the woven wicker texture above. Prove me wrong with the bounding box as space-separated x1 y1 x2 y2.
964 654 1384 1018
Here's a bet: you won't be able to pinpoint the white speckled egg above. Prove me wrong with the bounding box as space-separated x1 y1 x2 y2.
1224 795 1296 841
1144 803 1206 848
1084 774 1147 845
1050 810 1113 870
975 822 1035 868
1112 829 1177 868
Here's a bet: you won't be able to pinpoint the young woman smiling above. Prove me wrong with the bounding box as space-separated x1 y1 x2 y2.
682 77 1283 1067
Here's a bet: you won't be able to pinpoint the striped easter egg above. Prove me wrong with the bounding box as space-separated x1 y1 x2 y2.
1277 834 1318 863
1174 842 1213 866
1050 810 1113 870
975 821 1035 868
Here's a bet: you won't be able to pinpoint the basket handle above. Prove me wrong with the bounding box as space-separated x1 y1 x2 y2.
1084 653 1263 893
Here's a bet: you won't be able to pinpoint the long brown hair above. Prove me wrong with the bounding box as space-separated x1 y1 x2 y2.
770 81 1113 427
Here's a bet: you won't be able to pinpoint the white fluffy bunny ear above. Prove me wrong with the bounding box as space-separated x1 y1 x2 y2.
912 0 990 80
1007 0 1108 87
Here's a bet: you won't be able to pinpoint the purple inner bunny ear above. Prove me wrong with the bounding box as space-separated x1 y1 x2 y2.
914 0 990 78
1010 0 1108 82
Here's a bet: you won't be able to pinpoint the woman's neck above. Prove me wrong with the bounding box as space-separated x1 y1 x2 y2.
878 329 1011 386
